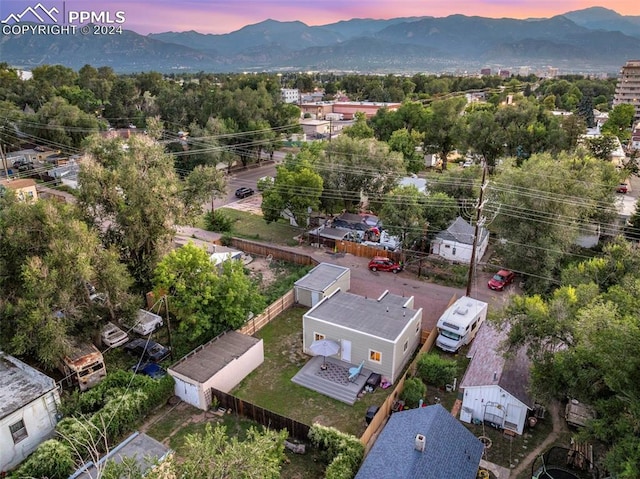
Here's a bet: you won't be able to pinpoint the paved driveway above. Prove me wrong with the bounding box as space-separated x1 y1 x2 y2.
303 250 507 330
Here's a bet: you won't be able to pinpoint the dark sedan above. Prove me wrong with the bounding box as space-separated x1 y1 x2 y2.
124 338 171 362
235 187 255 199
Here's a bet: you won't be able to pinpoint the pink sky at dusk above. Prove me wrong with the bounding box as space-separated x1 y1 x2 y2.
2 1 636 35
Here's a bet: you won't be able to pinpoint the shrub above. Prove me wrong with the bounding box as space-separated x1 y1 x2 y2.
400 377 427 408
415 352 457 388
308 424 364 479
204 210 233 232
9 439 75 479
220 233 234 246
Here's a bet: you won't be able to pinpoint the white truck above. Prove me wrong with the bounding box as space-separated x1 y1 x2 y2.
436 296 488 353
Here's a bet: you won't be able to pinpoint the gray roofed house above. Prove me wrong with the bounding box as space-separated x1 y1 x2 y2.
431 216 489 264
355 404 484 479
0 352 60 471
69 432 170 479
294 263 351 307
458 321 534 435
302 289 422 384
168 331 263 410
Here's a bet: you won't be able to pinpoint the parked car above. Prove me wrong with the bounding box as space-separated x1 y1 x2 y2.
235 187 254 198
616 183 629 194
487 270 516 291
131 361 167 379
124 338 171 362
368 256 403 273
100 322 129 348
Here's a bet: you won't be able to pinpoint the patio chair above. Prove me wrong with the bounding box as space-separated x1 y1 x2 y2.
348 360 365 382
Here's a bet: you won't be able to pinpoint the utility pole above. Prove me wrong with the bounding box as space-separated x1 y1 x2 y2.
0 143 8 178
163 295 174 361
465 164 488 297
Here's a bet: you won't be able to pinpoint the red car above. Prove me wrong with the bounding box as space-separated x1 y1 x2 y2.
368 256 403 273
616 183 629 194
488 270 515 291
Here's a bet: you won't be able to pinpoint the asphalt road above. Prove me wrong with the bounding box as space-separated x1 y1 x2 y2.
212 156 283 210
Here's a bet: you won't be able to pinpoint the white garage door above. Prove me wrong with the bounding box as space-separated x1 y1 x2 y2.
175 378 200 408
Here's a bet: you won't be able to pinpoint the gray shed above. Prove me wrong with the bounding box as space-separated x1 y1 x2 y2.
168 331 263 410
294 263 351 307
303 289 422 384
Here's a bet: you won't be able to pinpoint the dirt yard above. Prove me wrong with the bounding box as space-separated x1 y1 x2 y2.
245 256 278 288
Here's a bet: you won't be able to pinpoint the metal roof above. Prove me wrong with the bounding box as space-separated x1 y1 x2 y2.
305 290 419 342
294 263 349 292
169 331 260 383
434 216 488 245
0 351 57 420
70 432 170 479
459 321 534 408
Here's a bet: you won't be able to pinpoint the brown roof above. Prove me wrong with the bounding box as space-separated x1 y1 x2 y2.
0 178 36 189
459 321 534 408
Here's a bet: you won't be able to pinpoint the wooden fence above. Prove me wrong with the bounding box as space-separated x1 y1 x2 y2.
338 241 402 262
211 388 311 441
231 238 318 266
237 289 295 335
359 327 439 450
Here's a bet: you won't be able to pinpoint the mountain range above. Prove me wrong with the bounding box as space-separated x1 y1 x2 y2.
1 6 639 74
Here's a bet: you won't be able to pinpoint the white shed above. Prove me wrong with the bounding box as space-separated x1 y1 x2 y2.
431 216 489 264
294 263 350 307
168 331 263 410
459 322 533 435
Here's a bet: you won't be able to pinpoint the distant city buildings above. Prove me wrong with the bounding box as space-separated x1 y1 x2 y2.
613 60 640 125
281 88 300 104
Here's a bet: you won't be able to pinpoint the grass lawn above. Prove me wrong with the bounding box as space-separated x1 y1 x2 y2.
231 306 391 437
219 208 302 245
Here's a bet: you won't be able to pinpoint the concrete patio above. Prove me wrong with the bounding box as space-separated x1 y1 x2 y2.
291 355 375 405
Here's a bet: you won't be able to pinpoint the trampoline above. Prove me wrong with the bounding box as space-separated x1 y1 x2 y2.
533 469 580 479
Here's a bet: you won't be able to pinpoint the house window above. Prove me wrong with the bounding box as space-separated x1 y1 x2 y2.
369 350 381 363
403 340 409 353
314 332 325 341
10 419 28 444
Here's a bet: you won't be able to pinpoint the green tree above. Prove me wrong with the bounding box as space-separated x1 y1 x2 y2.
178 423 287 479
388 128 425 174
78 135 188 287
380 185 426 250
496 239 640 477
422 192 459 237
153 243 264 341
460 109 504 170
422 97 466 170
602 103 636 142
489 151 618 293
322 135 405 211
0 196 135 369
585 133 618 161
27 96 105 147
261 158 323 227
342 111 374 139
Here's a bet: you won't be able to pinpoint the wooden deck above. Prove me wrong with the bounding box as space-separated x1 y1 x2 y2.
291 356 373 405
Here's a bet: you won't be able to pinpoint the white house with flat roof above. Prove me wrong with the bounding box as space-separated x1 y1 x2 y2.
294 263 350 307
0 352 60 472
302 289 422 384
168 331 263 410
